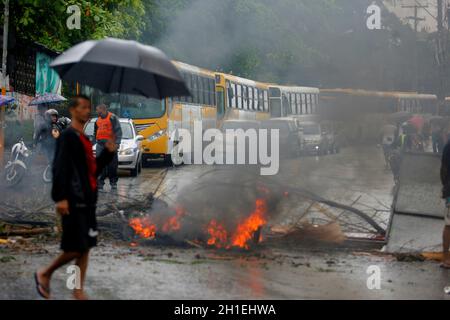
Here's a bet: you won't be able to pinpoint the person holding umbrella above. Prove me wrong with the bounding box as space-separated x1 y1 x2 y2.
35 95 117 300
39 39 190 299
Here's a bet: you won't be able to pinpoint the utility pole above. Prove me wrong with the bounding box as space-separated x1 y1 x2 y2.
436 0 446 114
0 0 9 166
402 3 427 32
402 2 428 91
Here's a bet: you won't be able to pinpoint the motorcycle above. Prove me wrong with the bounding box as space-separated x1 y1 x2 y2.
3 139 52 186
4 138 31 186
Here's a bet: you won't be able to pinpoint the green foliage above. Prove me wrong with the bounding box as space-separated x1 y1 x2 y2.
12 0 145 51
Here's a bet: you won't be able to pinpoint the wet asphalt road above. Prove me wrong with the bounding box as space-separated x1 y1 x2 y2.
1 146 450 299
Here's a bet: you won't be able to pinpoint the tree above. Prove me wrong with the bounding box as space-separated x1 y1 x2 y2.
137 0 438 92
11 0 145 52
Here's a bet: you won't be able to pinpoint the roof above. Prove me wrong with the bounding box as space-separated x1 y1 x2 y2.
216 72 270 89
270 85 320 94
321 88 437 100
172 60 216 78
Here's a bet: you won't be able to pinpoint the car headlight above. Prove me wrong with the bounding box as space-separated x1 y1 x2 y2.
147 129 166 142
119 148 137 156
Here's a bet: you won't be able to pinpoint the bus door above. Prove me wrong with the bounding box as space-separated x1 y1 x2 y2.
269 87 282 118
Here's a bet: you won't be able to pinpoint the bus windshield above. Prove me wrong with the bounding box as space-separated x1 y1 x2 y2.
86 88 166 119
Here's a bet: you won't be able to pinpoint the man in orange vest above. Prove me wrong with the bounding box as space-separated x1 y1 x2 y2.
94 104 122 191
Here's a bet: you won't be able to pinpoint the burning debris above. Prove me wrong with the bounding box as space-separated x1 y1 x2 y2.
129 217 157 239
126 164 387 250
129 198 269 250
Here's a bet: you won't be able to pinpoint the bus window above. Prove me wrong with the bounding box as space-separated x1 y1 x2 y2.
217 87 225 118
291 93 296 114
311 93 316 113
306 94 311 113
205 78 211 105
257 89 262 111
244 86 249 110
179 72 186 103
186 74 193 103
226 81 232 108
237 85 242 109
301 94 306 114
250 87 254 110
209 79 215 106
192 75 198 104
264 90 269 112
198 76 204 105
282 94 289 116
232 83 238 108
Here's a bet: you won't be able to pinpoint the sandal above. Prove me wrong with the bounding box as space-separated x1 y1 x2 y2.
34 272 50 299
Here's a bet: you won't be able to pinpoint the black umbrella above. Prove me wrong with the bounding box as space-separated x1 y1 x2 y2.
50 38 190 99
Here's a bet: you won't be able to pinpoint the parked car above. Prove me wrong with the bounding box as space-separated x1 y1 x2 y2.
298 121 337 155
260 118 301 158
320 121 339 154
84 118 144 176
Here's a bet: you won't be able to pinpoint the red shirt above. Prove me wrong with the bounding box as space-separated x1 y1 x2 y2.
78 133 97 191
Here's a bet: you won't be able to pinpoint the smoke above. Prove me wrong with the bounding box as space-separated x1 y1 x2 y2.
149 0 433 91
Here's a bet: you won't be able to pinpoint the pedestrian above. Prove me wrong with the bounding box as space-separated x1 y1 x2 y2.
94 104 122 191
432 126 444 154
34 95 116 300
381 124 396 169
33 104 48 143
440 138 450 269
34 108 56 164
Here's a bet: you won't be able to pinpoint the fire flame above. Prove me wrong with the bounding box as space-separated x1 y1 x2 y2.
129 217 156 239
130 198 269 250
162 206 185 233
229 198 267 249
206 219 228 248
206 198 268 249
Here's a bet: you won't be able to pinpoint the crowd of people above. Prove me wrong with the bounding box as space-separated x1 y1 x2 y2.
380 115 450 269
381 117 450 180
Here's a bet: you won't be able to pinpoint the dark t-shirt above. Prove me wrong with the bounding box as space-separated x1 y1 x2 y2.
78 133 97 192
441 142 450 198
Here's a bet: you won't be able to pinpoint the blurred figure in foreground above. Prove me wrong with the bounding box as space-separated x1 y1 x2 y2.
34 95 116 300
440 139 450 268
94 104 122 191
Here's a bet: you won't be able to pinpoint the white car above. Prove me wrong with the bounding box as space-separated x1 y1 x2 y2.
84 118 144 177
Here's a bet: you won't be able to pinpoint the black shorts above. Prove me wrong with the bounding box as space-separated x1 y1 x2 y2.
61 205 98 253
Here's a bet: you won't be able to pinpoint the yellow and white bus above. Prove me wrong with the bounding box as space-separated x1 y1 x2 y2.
215 72 271 122
268 85 320 118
